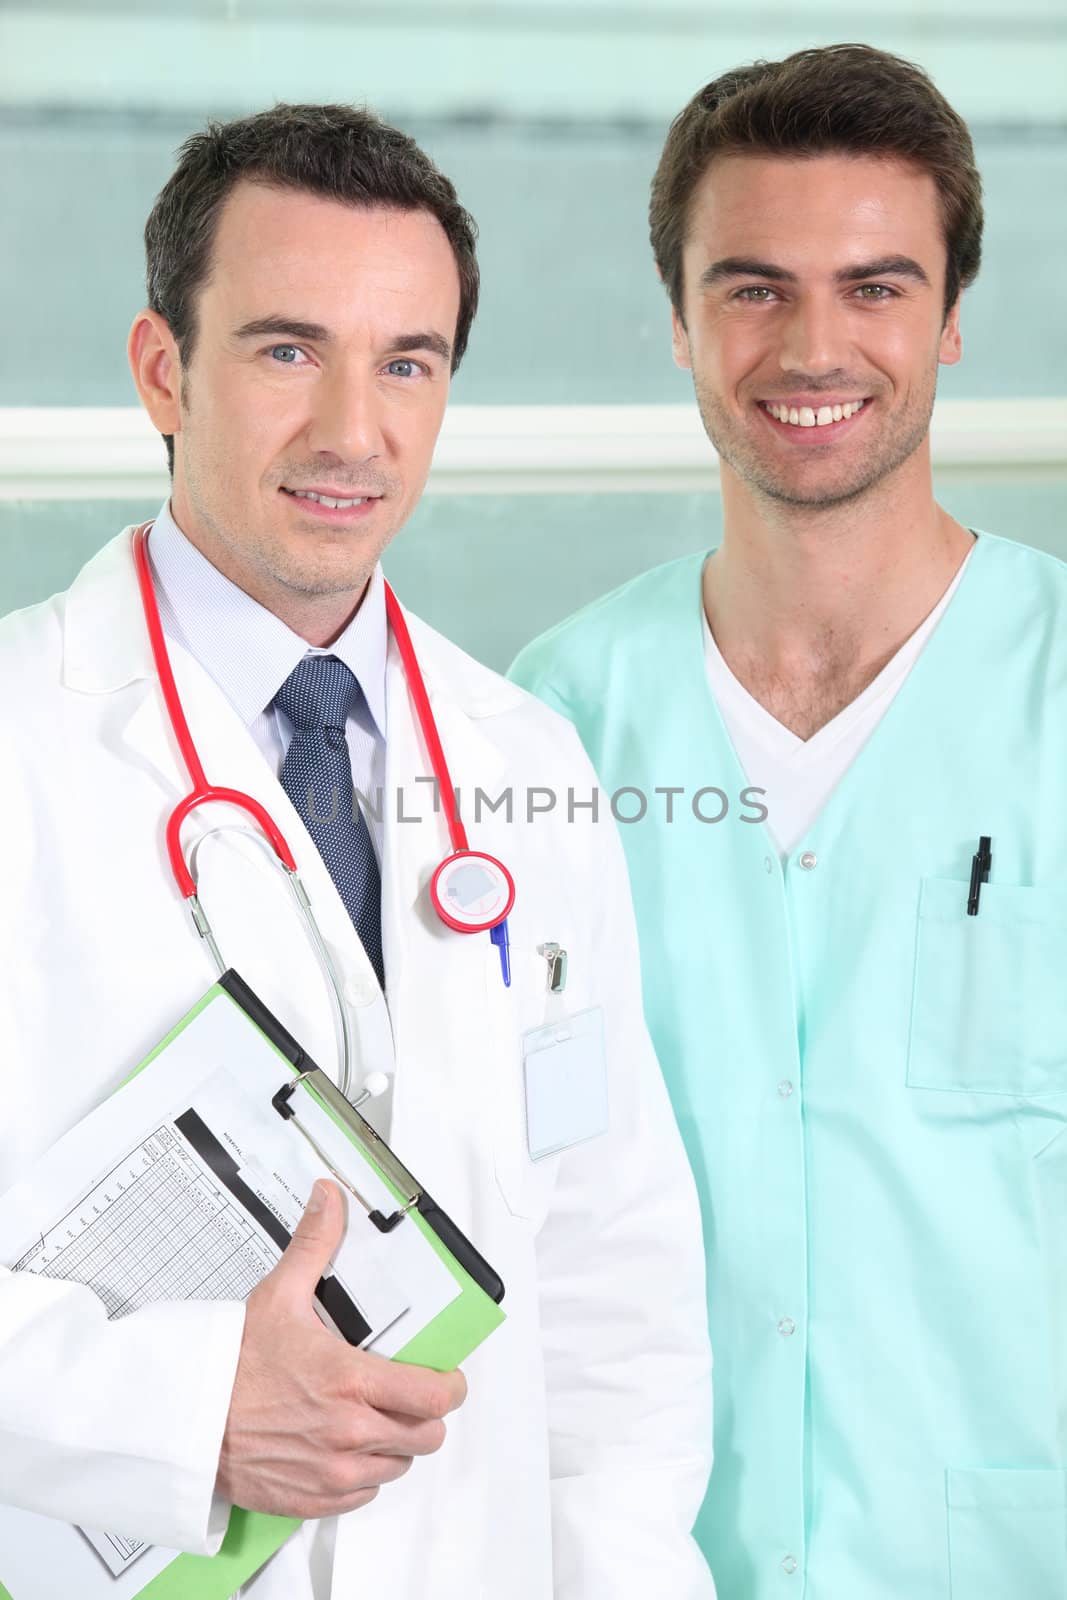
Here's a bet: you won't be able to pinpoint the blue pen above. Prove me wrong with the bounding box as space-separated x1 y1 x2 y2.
490 919 511 987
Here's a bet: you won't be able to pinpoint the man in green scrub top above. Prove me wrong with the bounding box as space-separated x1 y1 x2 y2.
510 43 1067 1600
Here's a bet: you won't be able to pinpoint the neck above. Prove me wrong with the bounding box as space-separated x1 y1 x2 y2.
705 445 974 738
246 588 370 650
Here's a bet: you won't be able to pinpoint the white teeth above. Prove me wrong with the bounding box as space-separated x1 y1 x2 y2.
292 490 367 509
765 399 867 427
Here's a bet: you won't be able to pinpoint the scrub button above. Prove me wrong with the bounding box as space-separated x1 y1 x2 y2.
777 1080 794 1098
782 1555 798 1576
798 850 817 870
763 855 773 873
778 1317 796 1337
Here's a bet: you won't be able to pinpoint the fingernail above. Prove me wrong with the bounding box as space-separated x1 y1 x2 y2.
307 1180 326 1213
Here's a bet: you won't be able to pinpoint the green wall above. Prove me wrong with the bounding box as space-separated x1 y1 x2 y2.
4 478 1064 673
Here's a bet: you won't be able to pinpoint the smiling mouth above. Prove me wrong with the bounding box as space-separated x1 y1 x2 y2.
281 487 382 510
760 398 870 429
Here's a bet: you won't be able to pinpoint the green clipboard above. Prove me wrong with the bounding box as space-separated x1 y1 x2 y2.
0 970 506 1600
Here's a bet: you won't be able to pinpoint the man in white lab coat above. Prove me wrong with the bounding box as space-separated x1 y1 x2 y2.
0 104 714 1598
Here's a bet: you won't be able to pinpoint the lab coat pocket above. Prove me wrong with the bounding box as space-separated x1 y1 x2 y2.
907 879 1067 1097
946 1467 1067 1599
485 947 560 1225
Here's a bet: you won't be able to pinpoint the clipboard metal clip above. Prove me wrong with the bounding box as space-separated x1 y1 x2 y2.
272 1071 420 1234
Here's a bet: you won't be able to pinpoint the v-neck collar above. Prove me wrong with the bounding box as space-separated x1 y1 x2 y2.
701 538 976 768
684 531 989 855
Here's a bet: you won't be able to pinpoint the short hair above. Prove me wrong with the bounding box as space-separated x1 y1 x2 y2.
650 43 983 323
143 102 479 470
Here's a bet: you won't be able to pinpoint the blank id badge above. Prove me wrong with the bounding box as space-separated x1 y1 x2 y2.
522 1006 609 1161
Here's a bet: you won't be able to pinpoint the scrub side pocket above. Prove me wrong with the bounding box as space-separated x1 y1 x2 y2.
906 879 1067 1097
946 1467 1067 1599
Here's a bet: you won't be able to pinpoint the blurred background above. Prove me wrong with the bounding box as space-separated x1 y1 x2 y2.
1 0 1064 667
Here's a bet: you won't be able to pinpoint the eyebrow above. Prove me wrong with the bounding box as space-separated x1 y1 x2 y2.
699 254 931 289
233 316 333 342
388 330 453 362
232 315 453 361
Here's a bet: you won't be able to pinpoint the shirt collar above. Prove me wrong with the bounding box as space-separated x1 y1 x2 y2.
146 500 388 738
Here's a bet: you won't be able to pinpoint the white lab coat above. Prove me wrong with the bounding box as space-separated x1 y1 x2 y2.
0 529 715 1599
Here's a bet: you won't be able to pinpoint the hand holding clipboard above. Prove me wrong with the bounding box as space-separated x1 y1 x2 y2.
216 1177 468 1520
0 974 505 1600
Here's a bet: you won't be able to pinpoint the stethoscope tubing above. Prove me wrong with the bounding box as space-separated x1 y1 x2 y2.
132 520 513 928
132 519 518 1089
133 523 300 894
383 583 471 856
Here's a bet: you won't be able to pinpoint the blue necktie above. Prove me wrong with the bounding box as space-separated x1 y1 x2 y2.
274 655 384 989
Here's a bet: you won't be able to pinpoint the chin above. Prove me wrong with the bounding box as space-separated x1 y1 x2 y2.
285 561 372 596
763 474 882 510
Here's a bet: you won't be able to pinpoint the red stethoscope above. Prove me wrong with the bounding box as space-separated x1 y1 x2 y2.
132 522 515 1088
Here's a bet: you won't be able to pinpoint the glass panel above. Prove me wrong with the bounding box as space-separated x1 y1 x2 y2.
0 117 1062 406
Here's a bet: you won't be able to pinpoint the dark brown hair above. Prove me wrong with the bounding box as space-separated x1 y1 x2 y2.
650 43 982 323
144 102 479 469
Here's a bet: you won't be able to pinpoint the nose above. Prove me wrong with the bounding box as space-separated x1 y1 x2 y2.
777 292 849 378
306 362 385 463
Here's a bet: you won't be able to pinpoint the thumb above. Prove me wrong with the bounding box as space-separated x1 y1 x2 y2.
271 1179 346 1306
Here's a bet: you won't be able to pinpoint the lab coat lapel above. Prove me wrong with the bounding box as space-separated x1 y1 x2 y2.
379 609 508 1195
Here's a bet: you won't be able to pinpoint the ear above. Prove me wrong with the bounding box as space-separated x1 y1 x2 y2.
128 310 183 435
938 297 962 368
670 303 693 371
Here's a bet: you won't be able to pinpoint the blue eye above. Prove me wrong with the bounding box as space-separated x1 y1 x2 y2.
269 345 301 363
386 359 418 378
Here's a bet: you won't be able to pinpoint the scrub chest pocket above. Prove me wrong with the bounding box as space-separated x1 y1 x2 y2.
907 879 1067 1097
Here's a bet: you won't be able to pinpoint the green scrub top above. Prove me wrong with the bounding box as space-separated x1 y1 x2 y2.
510 531 1067 1600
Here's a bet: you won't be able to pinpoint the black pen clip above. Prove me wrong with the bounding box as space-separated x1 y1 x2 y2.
967 835 992 916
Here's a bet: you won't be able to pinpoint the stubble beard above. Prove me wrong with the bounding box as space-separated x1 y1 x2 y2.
692 368 938 511
181 434 396 601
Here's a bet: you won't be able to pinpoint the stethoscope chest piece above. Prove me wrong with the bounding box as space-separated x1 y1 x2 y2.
430 850 516 934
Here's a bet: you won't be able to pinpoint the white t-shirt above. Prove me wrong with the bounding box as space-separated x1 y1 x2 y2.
703 545 975 858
